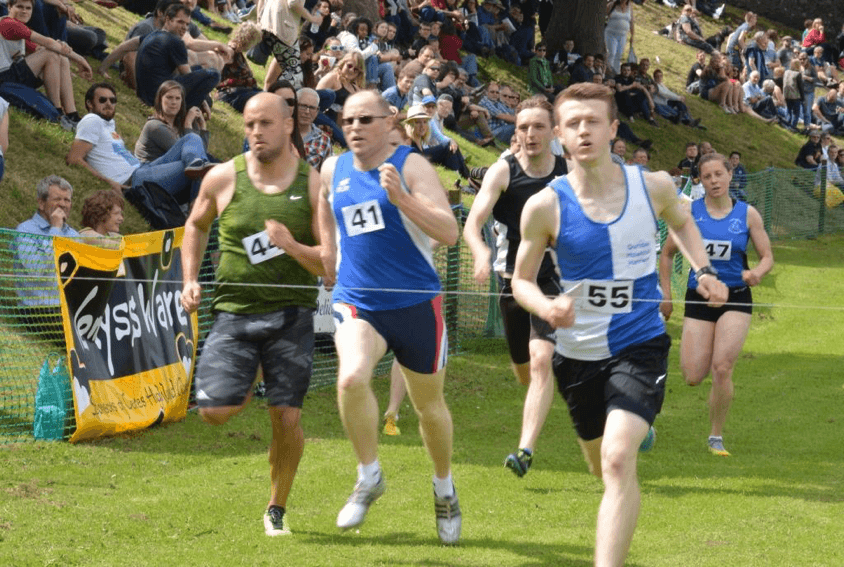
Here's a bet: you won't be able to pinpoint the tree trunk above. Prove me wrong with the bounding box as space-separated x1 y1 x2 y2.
544 0 605 58
342 0 380 23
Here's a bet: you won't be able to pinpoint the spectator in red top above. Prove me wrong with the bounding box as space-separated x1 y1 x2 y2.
438 18 480 87
802 17 837 65
0 0 92 129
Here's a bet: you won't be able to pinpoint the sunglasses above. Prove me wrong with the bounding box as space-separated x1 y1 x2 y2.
98 96 117 104
328 45 343 51
340 115 388 126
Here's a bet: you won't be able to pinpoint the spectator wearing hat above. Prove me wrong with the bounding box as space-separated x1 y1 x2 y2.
404 104 469 178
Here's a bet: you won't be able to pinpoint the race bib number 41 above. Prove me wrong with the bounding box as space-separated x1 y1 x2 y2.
342 200 385 237
565 279 634 314
242 230 285 264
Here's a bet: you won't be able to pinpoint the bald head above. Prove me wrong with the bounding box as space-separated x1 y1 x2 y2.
343 90 391 117
245 92 290 118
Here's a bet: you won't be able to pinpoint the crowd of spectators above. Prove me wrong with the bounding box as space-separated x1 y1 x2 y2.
5 0 844 298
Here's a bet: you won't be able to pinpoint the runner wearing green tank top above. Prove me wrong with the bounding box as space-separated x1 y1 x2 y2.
181 93 324 537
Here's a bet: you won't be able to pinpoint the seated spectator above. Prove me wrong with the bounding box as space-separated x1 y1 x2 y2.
728 151 748 201
296 87 332 170
802 18 836 65
528 42 558 101
0 0 92 130
569 54 596 84
14 175 78 332
0 95 7 182
675 5 715 55
504 3 535 66
66 83 212 203
742 71 777 119
819 144 844 188
373 20 402 72
403 103 469 177
795 131 822 169
410 58 442 105
610 138 626 165
305 0 340 50
383 0 415 48
478 81 515 142
653 68 703 128
443 67 495 146
402 44 437 78
408 21 433 59
685 50 707 94
764 77 790 124
812 88 844 134
477 0 508 51
216 21 263 112
79 190 124 248
383 67 416 118
337 17 395 91
134 4 220 109
677 141 700 179
631 147 650 171
614 62 655 123
809 46 838 87
316 51 365 123
458 0 493 57
438 18 480 87
135 81 209 163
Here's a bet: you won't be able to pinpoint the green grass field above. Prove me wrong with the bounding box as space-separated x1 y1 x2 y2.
1 235 841 566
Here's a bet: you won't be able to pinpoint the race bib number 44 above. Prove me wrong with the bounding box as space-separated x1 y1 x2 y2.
703 239 732 261
242 230 285 264
342 200 385 237
565 279 634 314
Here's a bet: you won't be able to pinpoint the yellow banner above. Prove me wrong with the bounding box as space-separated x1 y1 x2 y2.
53 229 198 442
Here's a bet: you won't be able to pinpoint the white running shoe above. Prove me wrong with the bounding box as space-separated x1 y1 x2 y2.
263 506 291 536
336 474 386 530
434 487 462 544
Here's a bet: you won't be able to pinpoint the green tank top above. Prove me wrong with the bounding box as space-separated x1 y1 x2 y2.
213 154 318 314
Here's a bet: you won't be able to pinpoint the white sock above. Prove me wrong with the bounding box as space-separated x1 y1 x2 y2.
357 460 381 486
433 472 454 499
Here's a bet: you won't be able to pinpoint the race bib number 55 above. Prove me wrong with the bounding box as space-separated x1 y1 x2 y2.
242 230 285 265
342 200 385 237
564 279 634 314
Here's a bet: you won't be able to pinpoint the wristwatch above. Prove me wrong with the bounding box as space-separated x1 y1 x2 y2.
695 265 719 281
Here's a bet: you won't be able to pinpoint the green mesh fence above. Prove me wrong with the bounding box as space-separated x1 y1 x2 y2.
2 171 841 443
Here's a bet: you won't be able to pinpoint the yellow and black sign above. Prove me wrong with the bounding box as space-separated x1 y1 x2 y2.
53 229 198 443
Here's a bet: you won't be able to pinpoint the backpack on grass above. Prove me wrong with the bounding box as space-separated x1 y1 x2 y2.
0 82 60 122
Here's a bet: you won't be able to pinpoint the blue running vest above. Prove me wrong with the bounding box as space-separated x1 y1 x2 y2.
687 198 749 289
550 164 665 360
330 146 441 310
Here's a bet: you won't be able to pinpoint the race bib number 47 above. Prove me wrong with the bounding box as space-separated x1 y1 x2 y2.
342 200 385 237
242 230 285 264
703 239 732 261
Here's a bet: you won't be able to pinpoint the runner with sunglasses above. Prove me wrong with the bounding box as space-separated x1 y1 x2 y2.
318 90 462 544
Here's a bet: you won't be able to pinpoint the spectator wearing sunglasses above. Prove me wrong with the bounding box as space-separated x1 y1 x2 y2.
66 82 213 204
478 81 516 143
316 51 365 124
411 59 442 106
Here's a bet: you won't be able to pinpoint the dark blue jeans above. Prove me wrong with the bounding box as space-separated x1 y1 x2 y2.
173 68 221 110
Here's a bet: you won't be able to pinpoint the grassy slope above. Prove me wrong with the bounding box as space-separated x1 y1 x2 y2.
0 235 841 566
0 1 826 233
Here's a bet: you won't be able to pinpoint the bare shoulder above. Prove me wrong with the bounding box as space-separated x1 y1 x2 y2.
642 170 680 215
320 155 338 196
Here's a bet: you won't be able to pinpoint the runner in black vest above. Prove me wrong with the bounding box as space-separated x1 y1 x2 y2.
463 96 567 478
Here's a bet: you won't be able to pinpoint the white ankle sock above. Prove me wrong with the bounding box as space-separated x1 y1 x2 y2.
358 460 381 485
433 472 454 498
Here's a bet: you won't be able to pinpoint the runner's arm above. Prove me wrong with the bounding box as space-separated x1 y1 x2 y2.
742 205 773 286
317 157 339 287
385 153 459 246
463 159 508 284
265 167 325 276
180 163 227 313
512 188 574 328
657 232 679 320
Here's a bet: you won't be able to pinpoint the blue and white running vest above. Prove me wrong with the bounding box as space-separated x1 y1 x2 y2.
551 165 664 360
330 145 441 310
687 198 749 289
